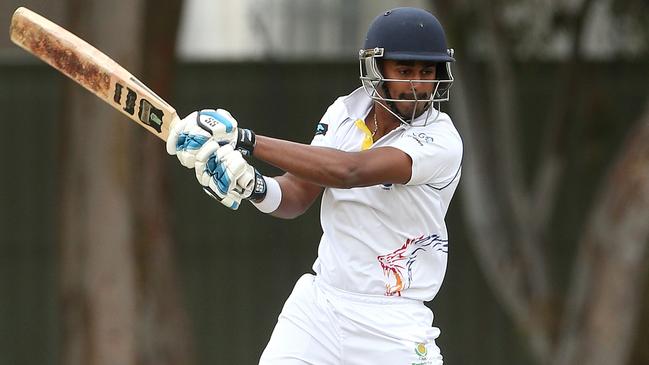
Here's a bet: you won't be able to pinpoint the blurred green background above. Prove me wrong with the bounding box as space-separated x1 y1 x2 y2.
1 1 649 365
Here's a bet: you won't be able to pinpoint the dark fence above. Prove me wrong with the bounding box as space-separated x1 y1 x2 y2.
1 61 648 365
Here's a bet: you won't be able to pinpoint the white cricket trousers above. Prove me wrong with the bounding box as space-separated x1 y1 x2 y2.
259 273 443 365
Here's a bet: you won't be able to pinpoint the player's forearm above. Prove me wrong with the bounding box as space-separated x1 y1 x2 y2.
253 136 365 188
271 174 321 219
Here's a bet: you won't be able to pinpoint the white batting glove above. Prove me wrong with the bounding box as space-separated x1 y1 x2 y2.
196 109 257 157
166 109 256 169
166 109 237 168
194 142 256 210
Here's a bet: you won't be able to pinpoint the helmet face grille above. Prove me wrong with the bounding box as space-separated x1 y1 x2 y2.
358 8 455 124
358 49 454 124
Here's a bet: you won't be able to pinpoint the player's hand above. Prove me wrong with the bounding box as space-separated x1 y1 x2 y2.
166 109 237 168
194 142 255 210
202 109 256 157
166 109 256 169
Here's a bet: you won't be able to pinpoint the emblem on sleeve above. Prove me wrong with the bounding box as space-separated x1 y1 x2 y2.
315 123 329 136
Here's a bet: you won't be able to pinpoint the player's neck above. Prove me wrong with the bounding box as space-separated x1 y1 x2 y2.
371 106 401 141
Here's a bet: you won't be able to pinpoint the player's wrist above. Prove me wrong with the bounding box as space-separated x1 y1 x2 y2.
249 175 281 213
235 128 256 156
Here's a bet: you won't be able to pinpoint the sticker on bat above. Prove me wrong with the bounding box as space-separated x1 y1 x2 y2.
123 88 137 115
113 83 123 104
113 82 163 133
112 82 136 115
139 99 164 133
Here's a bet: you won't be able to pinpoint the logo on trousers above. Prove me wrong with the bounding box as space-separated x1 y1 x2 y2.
412 342 431 365
415 342 427 357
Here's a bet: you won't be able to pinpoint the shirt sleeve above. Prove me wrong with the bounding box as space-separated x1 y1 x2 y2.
310 99 342 148
390 124 463 186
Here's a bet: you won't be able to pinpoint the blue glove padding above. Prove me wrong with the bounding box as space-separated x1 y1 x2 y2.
166 109 238 168
194 142 255 210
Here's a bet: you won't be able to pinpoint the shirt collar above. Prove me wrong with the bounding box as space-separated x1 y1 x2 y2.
342 87 373 120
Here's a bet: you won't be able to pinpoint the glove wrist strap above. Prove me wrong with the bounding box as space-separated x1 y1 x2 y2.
248 169 267 202
236 129 256 156
250 175 281 213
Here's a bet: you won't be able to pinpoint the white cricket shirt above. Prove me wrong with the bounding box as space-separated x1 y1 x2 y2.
310 87 463 301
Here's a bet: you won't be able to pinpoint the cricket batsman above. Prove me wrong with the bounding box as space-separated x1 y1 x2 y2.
167 7 462 364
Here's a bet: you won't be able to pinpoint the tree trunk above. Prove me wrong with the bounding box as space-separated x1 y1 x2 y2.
59 0 191 363
554 101 649 365
58 1 143 365
133 0 194 364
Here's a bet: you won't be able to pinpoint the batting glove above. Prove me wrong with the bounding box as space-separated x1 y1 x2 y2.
166 109 256 169
192 142 247 209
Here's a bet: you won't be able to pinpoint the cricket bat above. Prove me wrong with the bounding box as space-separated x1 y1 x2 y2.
9 7 176 141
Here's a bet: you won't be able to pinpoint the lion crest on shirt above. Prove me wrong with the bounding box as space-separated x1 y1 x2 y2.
377 234 448 296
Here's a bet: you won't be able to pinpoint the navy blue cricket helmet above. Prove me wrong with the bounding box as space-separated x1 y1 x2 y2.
359 7 455 122
363 7 454 62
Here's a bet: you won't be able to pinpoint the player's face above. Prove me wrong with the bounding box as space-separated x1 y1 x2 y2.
381 60 438 118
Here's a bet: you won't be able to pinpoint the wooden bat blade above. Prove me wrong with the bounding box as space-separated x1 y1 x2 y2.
9 7 177 141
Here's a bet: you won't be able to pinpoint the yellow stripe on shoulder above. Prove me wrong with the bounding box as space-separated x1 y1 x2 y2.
354 119 373 150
